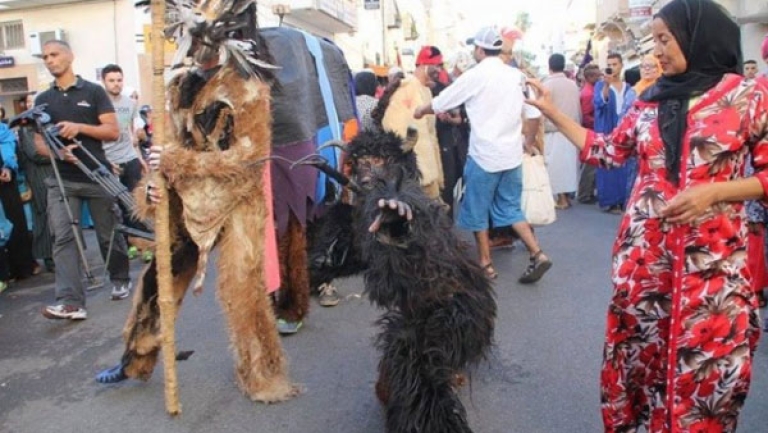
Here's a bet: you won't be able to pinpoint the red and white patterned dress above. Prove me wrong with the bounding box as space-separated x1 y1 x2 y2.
582 74 768 433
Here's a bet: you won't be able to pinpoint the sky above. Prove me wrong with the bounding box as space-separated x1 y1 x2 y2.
460 0 572 45
456 0 592 68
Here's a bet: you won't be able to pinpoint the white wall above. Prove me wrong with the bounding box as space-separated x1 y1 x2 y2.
0 0 140 90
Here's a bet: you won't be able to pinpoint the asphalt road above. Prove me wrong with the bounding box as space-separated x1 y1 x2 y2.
1 203 767 433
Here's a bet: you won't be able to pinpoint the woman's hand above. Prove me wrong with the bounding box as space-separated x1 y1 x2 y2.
659 184 719 224
0 168 11 183
524 79 555 116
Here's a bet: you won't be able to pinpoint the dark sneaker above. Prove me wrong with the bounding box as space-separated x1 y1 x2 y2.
519 252 552 284
318 283 341 307
42 304 87 320
44 258 55 273
111 282 131 300
277 319 303 335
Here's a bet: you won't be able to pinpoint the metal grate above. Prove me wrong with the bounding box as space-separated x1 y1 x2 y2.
0 21 24 50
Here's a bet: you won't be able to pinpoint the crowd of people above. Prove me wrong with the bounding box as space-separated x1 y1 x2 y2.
3 0 768 430
352 0 768 430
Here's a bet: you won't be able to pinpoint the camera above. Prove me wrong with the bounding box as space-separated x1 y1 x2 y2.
5 104 51 129
520 75 535 99
604 67 613 75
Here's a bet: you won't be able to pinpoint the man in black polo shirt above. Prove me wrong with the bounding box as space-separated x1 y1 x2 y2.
36 40 131 321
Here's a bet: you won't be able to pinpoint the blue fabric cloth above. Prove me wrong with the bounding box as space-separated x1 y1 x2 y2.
593 81 635 208
302 31 342 204
457 157 526 231
0 201 13 248
0 124 18 172
81 201 94 228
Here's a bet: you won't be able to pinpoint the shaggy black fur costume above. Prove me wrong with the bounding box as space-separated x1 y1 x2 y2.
309 129 496 433
308 129 419 290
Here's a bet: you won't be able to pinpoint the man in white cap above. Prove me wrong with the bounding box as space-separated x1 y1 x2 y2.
414 26 552 284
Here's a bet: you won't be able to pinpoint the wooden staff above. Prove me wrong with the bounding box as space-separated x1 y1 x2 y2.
149 0 181 415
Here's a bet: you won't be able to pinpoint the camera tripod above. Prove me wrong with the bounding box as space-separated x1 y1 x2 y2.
7 104 154 285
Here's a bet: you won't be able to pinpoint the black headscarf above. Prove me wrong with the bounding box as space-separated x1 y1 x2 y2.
641 0 742 185
355 71 377 97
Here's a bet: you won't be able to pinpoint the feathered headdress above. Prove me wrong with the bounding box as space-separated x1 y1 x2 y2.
136 0 278 81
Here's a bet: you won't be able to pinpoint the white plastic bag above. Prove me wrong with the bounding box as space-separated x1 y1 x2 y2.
521 154 556 226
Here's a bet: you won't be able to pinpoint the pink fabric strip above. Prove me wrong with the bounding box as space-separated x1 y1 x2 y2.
263 163 281 293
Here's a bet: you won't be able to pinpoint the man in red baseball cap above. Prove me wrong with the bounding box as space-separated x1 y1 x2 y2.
373 45 444 199
416 45 449 85
416 46 443 66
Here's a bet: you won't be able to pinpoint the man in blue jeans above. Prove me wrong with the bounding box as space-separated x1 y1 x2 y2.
415 26 552 283
36 40 131 320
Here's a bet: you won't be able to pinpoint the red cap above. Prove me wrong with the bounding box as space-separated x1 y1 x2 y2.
416 46 443 66
501 26 523 42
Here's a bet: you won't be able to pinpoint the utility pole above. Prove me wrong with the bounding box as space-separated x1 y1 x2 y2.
381 0 388 65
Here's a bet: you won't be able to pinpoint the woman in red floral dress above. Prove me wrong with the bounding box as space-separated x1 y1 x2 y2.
527 0 768 431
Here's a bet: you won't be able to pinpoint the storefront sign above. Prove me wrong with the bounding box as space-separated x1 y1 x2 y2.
628 0 653 22
364 0 380 10
0 56 15 68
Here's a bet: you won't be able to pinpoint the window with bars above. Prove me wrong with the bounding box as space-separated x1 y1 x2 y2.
0 21 24 50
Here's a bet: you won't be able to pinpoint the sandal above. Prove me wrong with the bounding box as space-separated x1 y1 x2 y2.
482 263 498 280
519 251 552 284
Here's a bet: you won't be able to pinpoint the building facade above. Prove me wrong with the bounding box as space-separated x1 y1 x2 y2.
0 0 140 116
0 0 471 116
592 0 767 71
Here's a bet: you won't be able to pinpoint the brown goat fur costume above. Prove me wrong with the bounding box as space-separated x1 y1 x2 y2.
97 1 298 402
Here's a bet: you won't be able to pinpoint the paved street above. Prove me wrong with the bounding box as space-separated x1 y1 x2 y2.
1 203 767 433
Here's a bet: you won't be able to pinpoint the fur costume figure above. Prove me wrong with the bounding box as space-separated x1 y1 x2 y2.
308 129 420 290
309 129 497 432
97 0 300 403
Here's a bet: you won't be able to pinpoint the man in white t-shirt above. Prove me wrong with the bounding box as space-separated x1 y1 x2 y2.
101 64 149 262
414 26 552 284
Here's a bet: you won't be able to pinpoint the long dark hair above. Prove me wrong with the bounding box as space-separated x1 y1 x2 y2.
371 73 404 128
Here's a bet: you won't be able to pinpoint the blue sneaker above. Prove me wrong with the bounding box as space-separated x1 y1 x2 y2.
96 363 128 384
277 319 303 335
